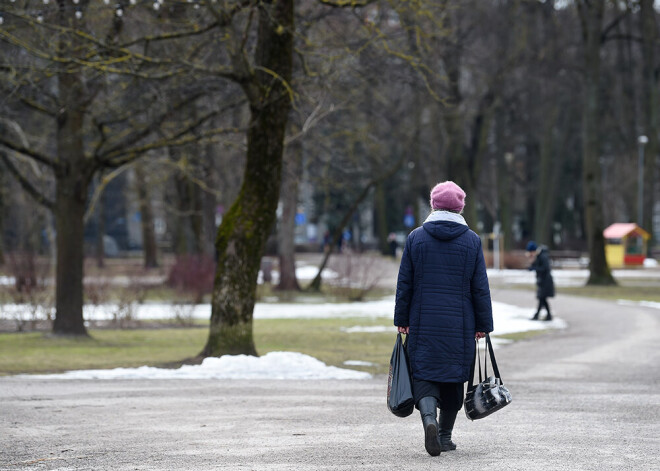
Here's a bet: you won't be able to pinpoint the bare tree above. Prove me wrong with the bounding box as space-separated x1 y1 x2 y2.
576 0 615 285
0 2 234 335
640 0 658 248
201 0 294 356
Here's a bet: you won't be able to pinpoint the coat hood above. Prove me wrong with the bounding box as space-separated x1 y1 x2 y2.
422 211 470 241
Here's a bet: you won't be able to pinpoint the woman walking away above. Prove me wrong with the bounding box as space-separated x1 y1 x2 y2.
394 181 493 457
526 241 555 321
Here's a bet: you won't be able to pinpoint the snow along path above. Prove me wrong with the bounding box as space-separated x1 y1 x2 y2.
0 297 567 329
486 266 660 287
9 299 565 381
1 290 658 471
23 352 371 381
617 299 660 310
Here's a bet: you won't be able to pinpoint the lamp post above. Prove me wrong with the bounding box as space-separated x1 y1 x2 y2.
637 135 648 226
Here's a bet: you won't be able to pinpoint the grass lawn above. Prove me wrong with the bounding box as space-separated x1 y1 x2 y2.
0 317 398 376
0 328 208 376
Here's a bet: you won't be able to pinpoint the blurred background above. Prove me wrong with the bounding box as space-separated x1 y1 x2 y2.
0 0 658 340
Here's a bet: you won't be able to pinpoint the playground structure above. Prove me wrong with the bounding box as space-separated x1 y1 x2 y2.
604 223 650 268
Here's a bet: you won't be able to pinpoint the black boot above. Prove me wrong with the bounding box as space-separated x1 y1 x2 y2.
418 397 441 456
530 312 540 321
438 409 458 451
541 299 552 321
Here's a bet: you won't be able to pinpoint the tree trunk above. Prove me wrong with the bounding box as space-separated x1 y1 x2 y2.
640 0 658 248
95 184 105 269
534 106 560 246
494 106 513 252
497 152 514 252
53 170 90 336
374 182 389 255
441 13 479 227
202 0 294 357
52 59 93 335
135 164 158 268
190 181 204 255
202 145 218 257
277 129 302 291
172 166 193 255
0 169 4 265
577 0 616 285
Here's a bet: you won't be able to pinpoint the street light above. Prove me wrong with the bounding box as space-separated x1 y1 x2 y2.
637 135 648 226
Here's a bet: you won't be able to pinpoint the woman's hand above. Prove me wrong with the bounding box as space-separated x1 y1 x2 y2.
397 326 409 334
475 331 486 339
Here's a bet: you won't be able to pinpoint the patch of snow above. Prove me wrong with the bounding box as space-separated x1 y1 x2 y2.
616 299 660 310
258 266 339 285
11 298 568 381
343 360 376 367
487 268 660 287
85 275 167 286
294 266 339 280
0 298 568 335
254 298 394 320
643 258 658 267
0 276 15 286
25 352 371 381
490 301 568 334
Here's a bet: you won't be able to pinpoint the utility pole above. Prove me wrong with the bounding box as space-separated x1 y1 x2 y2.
638 135 648 226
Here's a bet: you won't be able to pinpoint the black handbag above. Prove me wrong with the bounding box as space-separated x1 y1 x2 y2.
387 333 415 417
464 333 512 420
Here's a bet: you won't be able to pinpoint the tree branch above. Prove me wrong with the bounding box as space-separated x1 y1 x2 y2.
307 152 407 291
602 33 643 43
600 8 630 44
94 91 209 160
84 165 132 224
0 151 54 210
317 0 375 7
100 126 246 169
119 22 221 48
95 95 246 165
0 137 58 169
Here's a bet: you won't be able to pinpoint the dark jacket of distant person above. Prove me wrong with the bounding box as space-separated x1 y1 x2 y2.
529 245 555 299
394 211 493 383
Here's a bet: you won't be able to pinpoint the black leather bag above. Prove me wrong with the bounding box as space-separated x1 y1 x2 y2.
387 333 415 417
464 334 512 420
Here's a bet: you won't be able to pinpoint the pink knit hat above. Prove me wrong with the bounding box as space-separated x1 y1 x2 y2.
429 181 466 212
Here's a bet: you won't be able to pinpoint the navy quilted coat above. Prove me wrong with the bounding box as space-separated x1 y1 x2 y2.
394 213 493 383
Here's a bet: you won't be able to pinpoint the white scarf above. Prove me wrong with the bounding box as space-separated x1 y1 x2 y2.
424 210 468 226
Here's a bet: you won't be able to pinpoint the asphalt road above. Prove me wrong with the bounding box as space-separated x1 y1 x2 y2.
1 289 659 470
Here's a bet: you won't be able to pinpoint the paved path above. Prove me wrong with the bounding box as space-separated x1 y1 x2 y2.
1 290 659 470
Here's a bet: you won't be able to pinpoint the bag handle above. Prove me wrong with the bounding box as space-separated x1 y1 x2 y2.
467 334 505 391
485 333 504 384
477 339 483 383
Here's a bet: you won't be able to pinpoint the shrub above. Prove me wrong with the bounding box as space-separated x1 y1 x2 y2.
167 254 216 303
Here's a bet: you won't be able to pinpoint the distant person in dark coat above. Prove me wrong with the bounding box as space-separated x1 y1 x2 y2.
387 232 398 258
394 181 494 456
526 241 555 321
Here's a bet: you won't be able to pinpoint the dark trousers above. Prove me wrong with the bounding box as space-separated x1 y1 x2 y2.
536 297 551 315
413 380 464 411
